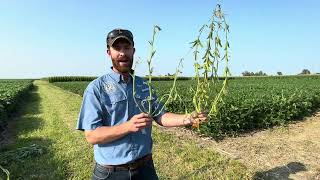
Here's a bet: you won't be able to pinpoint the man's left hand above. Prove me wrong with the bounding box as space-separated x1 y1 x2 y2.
189 111 208 128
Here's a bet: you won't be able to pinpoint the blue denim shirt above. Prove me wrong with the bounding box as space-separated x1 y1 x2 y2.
76 70 165 165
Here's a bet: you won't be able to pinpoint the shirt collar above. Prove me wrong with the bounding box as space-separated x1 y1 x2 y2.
108 67 133 83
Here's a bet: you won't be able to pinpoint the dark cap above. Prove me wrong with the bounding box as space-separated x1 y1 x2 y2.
106 28 134 47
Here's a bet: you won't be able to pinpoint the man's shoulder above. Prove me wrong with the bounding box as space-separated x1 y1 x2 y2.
89 73 114 85
85 74 110 94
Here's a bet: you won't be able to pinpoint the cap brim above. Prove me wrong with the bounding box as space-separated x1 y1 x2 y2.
109 36 133 47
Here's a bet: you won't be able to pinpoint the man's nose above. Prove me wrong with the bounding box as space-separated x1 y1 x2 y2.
118 49 126 56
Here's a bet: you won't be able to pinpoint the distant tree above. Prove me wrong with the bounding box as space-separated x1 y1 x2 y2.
300 69 311 75
242 71 251 76
242 70 267 76
277 72 283 76
255 71 267 76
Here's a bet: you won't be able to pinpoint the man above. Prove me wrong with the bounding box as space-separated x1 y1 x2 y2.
77 28 207 180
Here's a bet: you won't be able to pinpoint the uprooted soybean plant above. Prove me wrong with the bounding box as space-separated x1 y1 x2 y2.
131 4 230 129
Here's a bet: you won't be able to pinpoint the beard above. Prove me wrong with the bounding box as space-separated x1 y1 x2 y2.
111 56 133 73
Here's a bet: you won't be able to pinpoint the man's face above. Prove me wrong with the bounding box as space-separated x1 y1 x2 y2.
107 39 135 74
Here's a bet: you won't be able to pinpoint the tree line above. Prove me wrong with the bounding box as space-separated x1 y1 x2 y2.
242 69 318 76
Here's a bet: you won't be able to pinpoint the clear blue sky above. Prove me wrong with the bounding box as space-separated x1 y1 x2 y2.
1 0 319 78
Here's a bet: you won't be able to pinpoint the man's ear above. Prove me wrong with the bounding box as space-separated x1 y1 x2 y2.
107 48 111 56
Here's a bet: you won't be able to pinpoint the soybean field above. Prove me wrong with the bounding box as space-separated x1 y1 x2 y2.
1 76 320 179
53 75 320 137
0 80 33 133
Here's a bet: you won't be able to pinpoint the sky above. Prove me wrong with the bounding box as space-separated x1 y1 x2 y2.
0 0 320 79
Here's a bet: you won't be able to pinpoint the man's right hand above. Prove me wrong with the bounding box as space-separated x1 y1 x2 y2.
125 113 152 133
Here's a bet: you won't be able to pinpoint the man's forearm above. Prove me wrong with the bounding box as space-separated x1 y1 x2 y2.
157 112 192 127
85 123 129 145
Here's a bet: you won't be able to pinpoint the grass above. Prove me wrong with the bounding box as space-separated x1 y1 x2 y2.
0 80 251 179
152 127 251 179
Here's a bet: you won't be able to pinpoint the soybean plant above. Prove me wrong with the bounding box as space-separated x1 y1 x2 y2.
0 165 10 180
190 4 230 128
131 25 183 118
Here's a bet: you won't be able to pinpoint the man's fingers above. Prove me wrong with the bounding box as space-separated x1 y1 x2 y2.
192 111 208 118
197 114 206 118
135 122 147 128
135 121 152 128
135 113 150 119
134 118 152 124
135 118 152 123
197 117 207 122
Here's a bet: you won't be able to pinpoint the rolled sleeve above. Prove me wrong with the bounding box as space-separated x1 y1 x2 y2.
76 87 103 131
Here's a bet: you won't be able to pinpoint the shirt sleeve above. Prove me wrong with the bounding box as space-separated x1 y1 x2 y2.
76 85 103 131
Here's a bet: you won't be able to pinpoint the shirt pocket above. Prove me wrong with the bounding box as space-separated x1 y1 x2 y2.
101 92 127 125
106 92 127 104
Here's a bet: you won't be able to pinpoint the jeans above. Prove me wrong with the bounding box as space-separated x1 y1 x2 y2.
92 160 159 180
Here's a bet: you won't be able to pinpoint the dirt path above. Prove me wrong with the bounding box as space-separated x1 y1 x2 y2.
218 111 320 179
158 111 320 179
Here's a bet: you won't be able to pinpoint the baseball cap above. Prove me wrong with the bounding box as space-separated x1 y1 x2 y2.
106 28 134 47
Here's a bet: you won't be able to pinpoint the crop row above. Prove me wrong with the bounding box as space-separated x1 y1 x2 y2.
47 75 320 83
51 75 320 137
47 76 202 83
0 80 33 133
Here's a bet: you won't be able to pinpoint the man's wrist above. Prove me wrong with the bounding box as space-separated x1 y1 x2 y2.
121 121 131 134
183 113 194 126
